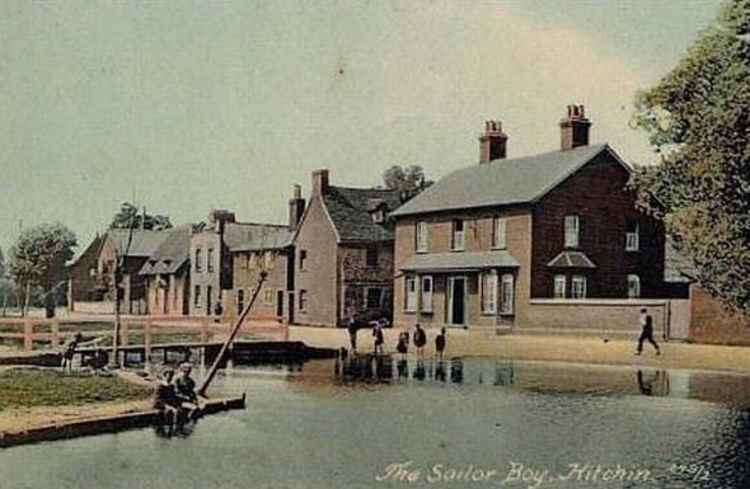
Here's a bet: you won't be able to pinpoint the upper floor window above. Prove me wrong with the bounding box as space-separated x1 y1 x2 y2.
405 276 418 312
481 271 498 314
207 248 214 273
500 274 515 314
553 275 566 299
564 215 580 248
366 246 378 268
195 248 203 273
416 221 428 252
571 275 587 299
492 217 507 249
371 209 385 224
626 222 639 251
451 219 465 251
299 250 308 271
420 276 433 313
627 274 641 298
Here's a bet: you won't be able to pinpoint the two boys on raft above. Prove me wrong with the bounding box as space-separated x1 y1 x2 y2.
153 362 204 423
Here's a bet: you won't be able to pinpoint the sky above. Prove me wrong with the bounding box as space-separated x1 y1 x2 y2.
0 0 723 256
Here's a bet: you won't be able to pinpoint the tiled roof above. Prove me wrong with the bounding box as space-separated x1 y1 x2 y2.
323 186 402 242
139 225 192 276
107 229 170 257
224 222 292 252
546 251 597 268
391 143 617 217
400 251 520 272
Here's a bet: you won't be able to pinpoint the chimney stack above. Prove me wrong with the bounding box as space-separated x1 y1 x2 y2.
312 169 330 196
559 104 591 151
478 120 508 164
289 184 306 230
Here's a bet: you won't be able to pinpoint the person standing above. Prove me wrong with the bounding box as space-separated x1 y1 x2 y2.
347 314 359 353
435 327 446 361
635 308 661 356
396 331 408 359
174 362 203 420
372 321 384 355
413 323 427 359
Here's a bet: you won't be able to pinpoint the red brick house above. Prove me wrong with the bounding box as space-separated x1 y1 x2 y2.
292 170 401 327
391 106 677 334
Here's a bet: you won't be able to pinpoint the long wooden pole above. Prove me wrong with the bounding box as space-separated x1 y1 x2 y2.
197 271 267 397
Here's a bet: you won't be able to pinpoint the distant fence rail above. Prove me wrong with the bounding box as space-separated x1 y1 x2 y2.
0 315 289 352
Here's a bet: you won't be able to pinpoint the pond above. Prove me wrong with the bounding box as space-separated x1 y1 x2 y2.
2 357 750 489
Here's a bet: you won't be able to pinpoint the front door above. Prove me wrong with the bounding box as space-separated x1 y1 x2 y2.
448 277 466 326
206 285 212 315
276 290 284 317
288 292 295 324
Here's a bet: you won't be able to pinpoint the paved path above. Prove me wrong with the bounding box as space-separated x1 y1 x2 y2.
286 325 750 374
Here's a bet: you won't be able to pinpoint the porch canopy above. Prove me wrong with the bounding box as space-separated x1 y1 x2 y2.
400 251 519 273
546 251 596 268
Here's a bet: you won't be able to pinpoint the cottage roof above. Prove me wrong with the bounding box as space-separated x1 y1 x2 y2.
224 222 292 252
107 229 170 257
139 225 192 275
400 250 519 273
323 186 402 242
391 143 621 217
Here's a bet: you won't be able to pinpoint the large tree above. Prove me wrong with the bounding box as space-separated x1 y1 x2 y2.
110 202 172 231
9 223 77 318
631 0 750 314
383 165 433 201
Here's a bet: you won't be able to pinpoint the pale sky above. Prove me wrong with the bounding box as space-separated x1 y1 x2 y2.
0 0 722 255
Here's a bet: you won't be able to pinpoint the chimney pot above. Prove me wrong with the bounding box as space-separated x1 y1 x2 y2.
560 104 591 150
478 119 508 164
289 184 306 230
312 169 330 196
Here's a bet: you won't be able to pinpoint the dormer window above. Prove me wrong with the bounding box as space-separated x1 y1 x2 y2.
371 208 385 224
451 219 465 251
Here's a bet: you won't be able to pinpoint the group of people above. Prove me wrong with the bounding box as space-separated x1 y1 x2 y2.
347 316 447 360
153 362 204 424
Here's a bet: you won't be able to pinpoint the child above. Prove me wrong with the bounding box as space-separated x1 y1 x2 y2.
435 327 446 361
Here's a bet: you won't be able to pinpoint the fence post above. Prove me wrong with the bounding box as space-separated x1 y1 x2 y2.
51 320 60 348
24 319 33 351
121 321 129 347
144 318 152 367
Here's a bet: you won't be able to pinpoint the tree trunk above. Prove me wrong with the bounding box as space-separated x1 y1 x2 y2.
23 281 31 317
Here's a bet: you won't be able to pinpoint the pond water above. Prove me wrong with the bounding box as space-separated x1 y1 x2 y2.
3 357 750 489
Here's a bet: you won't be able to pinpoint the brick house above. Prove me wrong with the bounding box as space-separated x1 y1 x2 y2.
292 170 401 327
139 224 192 316
391 105 676 333
68 229 168 314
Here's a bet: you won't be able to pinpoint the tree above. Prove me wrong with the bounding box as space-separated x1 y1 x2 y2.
631 0 750 315
110 202 172 231
9 223 77 318
383 165 433 201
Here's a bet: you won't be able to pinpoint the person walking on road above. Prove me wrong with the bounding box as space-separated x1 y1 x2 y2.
347 314 359 353
413 324 427 359
635 308 661 356
372 321 385 356
435 327 446 361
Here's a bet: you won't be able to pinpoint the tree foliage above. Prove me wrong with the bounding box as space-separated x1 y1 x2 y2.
0 246 5 278
110 202 172 231
383 165 433 201
631 0 750 314
9 223 77 317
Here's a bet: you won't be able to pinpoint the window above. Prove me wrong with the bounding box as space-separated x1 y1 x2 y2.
420 276 433 313
564 215 580 248
626 222 639 251
366 246 378 268
264 289 274 305
416 221 429 252
571 275 587 299
405 277 418 312
299 290 308 312
299 250 307 270
553 275 567 299
237 289 245 313
371 209 385 224
481 271 498 314
452 219 465 251
194 285 201 306
366 287 382 309
207 248 214 273
627 274 641 298
195 248 203 273
492 217 507 249
500 274 515 314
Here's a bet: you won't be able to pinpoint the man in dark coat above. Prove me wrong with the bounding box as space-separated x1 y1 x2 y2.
635 308 661 356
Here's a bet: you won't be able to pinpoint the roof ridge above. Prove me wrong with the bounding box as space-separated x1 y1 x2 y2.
230 221 289 228
330 185 400 194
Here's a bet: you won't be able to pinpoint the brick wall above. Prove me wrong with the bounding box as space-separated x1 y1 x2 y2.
689 284 750 345
339 243 394 322
294 197 339 326
189 231 222 316
531 152 666 299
